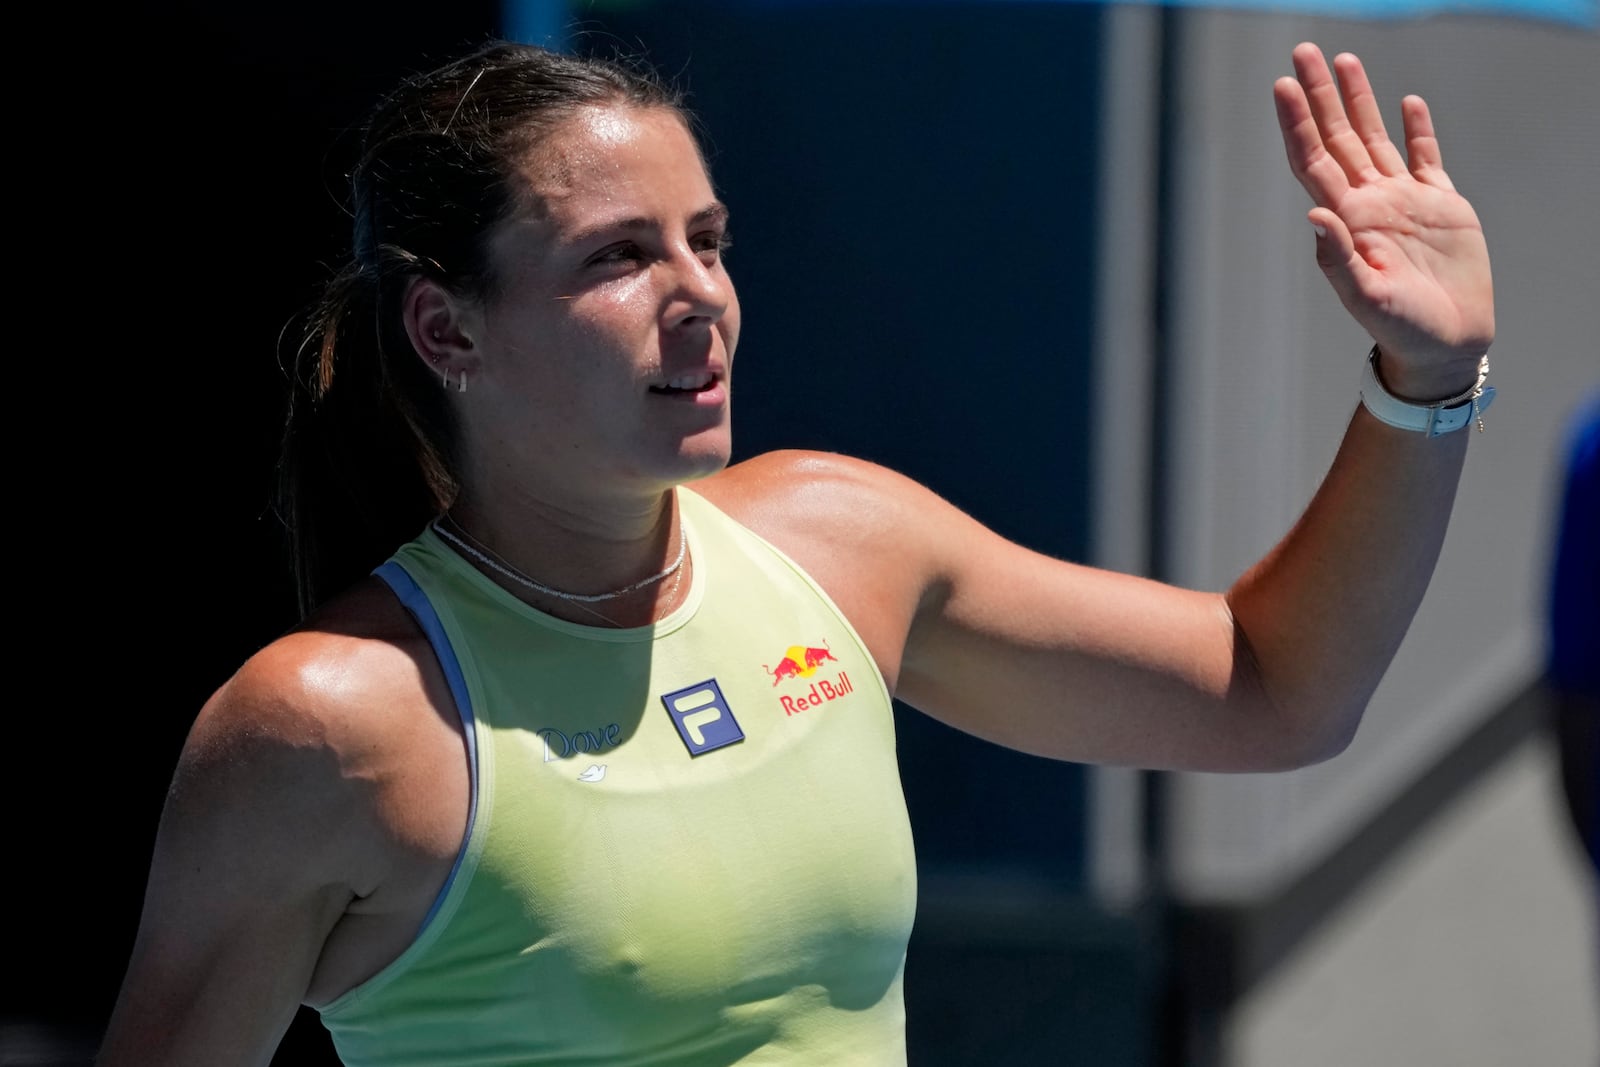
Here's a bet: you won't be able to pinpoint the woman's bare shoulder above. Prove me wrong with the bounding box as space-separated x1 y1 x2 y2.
692 450 955 688
694 448 936 534
213 576 425 722
105 575 460 1058
179 575 440 832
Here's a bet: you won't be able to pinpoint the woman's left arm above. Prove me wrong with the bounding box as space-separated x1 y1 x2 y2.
890 43 1494 772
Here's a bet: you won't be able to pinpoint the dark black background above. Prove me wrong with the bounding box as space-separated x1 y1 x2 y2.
19 3 501 1057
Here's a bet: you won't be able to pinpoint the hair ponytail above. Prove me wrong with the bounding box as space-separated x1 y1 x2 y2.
275 253 456 619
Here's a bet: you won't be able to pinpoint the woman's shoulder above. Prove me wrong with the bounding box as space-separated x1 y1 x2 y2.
693 448 975 561
704 447 897 485
136 575 459 993
229 575 424 710
695 448 936 525
182 575 439 822
690 451 957 683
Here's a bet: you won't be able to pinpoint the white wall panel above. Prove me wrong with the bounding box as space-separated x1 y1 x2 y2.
1091 10 1600 903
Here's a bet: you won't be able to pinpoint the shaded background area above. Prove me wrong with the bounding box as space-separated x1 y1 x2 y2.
8 2 1595 1066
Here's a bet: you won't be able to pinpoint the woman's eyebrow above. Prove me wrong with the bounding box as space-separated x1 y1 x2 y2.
568 201 730 246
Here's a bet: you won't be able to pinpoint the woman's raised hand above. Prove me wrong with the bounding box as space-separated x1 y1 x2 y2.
1274 42 1495 398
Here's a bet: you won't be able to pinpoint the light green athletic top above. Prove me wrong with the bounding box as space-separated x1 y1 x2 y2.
318 486 919 1066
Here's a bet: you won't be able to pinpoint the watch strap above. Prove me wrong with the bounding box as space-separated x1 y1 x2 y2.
1359 345 1494 437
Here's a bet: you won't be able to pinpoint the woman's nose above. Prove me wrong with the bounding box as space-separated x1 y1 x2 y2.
664 247 730 328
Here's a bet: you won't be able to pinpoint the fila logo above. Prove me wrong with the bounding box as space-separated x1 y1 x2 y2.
660 678 744 757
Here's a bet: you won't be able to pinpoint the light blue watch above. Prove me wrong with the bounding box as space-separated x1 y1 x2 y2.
1359 345 1495 437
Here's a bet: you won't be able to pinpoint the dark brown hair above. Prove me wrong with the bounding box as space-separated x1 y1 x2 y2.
276 38 690 617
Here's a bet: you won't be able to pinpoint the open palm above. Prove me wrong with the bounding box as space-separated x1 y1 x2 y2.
1275 43 1495 395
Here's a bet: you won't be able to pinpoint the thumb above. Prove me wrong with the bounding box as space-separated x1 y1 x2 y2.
1307 207 1373 308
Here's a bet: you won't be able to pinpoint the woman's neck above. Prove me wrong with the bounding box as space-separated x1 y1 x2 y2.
439 485 689 627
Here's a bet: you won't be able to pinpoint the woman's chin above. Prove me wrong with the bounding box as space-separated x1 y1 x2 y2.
671 442 734 485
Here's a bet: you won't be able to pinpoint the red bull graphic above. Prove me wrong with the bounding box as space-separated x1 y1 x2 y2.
763 638 852 716
763 639 837 686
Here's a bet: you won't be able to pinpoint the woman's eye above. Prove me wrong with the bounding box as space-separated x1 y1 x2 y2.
590 243 644 266
694 231 732 258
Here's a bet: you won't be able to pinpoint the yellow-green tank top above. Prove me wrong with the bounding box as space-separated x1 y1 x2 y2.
317 486 919 1065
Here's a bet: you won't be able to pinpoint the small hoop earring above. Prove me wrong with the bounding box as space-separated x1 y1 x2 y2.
458 369 468 394
441 366 450 389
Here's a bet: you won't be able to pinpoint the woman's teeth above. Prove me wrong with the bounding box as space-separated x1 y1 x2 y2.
652 373 714 393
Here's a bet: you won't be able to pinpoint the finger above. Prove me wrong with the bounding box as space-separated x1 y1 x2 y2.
1308 206 1380 311
1292 42 1374 186
1330 51 1408 177
1401 94 1457 192
1274 74 1350 207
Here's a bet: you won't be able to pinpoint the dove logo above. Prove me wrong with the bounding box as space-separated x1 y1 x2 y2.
660 678 744 757
577 764 607 782
535 722 622 762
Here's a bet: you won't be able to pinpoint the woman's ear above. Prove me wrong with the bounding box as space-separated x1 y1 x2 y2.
401 276 477 377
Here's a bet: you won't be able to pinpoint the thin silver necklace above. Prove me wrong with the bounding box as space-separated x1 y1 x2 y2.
431 515 687 604
565 563 685 629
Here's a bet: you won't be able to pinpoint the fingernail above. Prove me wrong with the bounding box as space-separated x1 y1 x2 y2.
1312 223 1327 238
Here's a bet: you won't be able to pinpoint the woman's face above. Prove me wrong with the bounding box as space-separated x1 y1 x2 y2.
460 104 740 500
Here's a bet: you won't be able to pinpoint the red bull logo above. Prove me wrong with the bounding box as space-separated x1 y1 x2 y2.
778 673 854 716
763 638 852 716
763 639 837 686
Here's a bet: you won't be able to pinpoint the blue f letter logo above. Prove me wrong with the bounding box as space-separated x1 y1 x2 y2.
661 679 744 757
